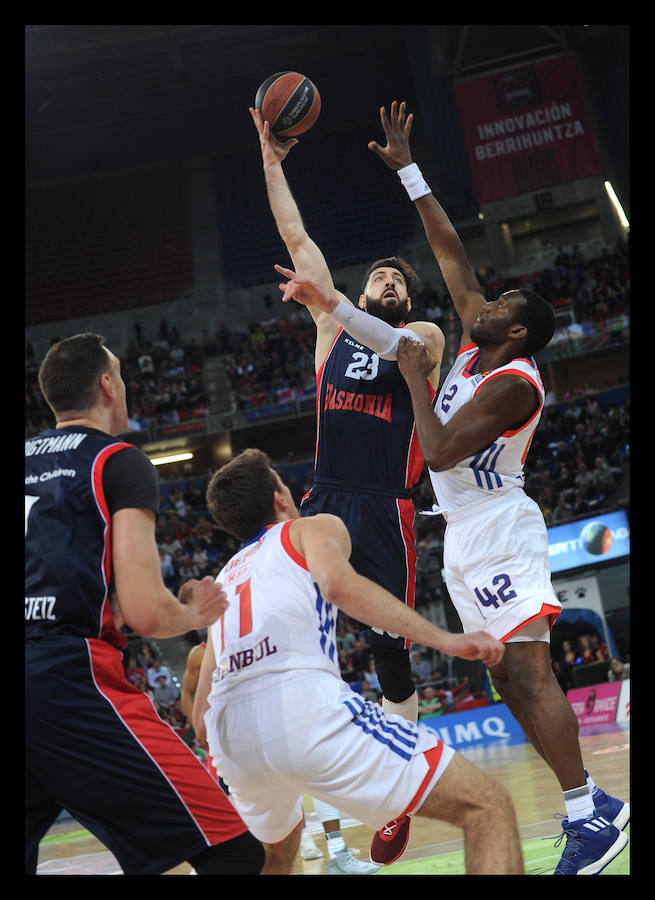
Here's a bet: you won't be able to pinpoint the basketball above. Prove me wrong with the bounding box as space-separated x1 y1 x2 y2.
254 72 321 141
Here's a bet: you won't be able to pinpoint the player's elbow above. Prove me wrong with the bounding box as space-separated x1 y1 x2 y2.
117 595 163 638
279 220 309 253
318 569 352 609
425 454 449 472
424 444 461 472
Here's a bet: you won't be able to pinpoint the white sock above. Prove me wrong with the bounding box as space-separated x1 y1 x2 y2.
312 798 346 856
563 784 595 822
325 831 346 856
382 691 418 724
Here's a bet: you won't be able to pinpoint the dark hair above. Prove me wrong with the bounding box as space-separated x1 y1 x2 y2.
511 289 556 355
38 333 111 413
361 256 419 297
206 448 280 541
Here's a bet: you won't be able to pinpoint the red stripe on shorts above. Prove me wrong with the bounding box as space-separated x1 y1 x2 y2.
398 742 445 818
86 638 248 845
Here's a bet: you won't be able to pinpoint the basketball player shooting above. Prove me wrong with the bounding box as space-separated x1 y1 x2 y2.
250 103 445 865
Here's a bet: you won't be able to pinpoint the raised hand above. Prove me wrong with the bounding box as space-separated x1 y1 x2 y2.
249 106 299 164
274 264 338 313
368 100 414 171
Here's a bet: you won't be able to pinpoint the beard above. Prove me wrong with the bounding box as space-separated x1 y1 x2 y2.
363 294 410 326
470 318 502 347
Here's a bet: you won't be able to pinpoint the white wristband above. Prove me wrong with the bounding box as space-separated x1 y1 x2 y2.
330 300 423 361
398 163 431 201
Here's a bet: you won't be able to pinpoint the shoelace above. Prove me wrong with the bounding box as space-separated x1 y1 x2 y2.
554 826 584 854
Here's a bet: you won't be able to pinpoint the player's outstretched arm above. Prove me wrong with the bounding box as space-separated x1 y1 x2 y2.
250 107 348 327
276 264 434 363
369 100 485 344
293 514 504 667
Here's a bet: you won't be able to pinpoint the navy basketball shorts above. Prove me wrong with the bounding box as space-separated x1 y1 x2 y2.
301 485 417 650
25 636 248 875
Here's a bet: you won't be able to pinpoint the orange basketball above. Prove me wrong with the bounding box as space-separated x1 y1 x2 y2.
254 71 321 141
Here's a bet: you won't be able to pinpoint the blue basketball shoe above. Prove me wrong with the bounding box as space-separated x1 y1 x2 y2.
553 814 628 875
585 772 630 830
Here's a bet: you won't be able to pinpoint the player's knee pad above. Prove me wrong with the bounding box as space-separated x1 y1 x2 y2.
371 643 414 704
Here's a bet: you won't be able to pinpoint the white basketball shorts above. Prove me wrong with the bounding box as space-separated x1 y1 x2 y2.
442 490 561 642
204 670 455 845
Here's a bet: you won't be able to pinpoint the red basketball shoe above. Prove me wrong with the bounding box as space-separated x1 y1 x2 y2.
370 815 411 865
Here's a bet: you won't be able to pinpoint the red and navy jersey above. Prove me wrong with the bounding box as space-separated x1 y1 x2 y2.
25 426 159 647
313 327 432 496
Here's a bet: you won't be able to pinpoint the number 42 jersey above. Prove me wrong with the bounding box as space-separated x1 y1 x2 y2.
429 344 545 516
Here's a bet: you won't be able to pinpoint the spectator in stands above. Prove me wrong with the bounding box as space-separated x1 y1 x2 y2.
136 640 157 671
556 463 575 499
418 686 444 718
553 640 577 693
194 515 217 546
608 657 630 681
362 658 382 702
592 455 616 496
174 515 196 545
147 658 171 689
159 529 184 559
573 460 595 500
550 493 574 525
561 640 578 667
410 649 432 685
126 657 146 688
192 543 210 574
590 634 609 662
339 647 357 684
349 635 372 678
178 553 201 582
184 480 206 511
154 674 179 713
580 423 605 469
159 546 176 588
168 485 188 518
576 635 596 665
569 490 589 520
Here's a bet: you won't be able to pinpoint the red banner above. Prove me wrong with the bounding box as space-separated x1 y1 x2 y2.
454 54 604 204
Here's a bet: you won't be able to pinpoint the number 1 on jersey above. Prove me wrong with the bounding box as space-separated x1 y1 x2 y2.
236 578 253 636
220 578 253 654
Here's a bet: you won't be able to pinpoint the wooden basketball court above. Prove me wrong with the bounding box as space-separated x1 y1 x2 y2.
35 726 629 875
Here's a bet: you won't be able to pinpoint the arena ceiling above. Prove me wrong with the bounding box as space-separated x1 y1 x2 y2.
25 25 611 183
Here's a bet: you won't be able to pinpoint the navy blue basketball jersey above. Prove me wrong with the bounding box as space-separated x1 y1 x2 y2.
313 327 431 494
25 426 156 648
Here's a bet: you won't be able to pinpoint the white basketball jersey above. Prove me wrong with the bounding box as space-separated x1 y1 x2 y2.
206 519 339 701
429 343 544 515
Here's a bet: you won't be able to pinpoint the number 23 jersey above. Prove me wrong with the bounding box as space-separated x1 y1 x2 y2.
314 327 429 493
429 344 545 515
